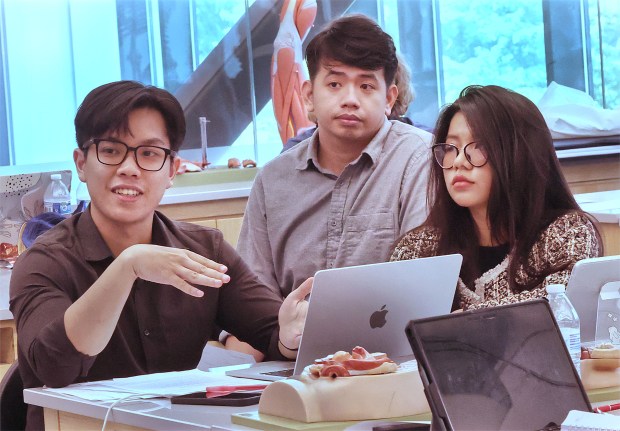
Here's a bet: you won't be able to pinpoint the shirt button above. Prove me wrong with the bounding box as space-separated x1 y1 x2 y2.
143 329 150 336
331 221 336 226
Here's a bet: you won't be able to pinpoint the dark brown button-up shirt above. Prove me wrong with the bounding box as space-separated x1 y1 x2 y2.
10 209 284 429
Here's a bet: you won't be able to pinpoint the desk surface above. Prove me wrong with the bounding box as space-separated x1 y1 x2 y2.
160 180 253 206
575 189 620 225
25 388 257 431
24 385 620 431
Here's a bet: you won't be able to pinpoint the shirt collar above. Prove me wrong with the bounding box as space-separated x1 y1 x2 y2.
151 211 186 249
77 209 176 261
294 129 320 171
76 208 114 262
295 118 392 171
361 118 391 164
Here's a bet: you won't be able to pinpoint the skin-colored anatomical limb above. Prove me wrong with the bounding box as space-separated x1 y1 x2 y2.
271 0 317 144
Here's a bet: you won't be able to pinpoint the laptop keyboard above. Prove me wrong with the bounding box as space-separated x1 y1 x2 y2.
260 368 294 378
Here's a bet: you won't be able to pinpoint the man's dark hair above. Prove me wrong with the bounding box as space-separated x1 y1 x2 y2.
305 14 398 86
75 80 186 152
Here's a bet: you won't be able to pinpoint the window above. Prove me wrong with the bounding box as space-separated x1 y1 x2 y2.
1 0 617 168
439 0 547 103
588 0 620 109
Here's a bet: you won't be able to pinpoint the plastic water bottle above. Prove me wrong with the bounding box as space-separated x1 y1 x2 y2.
75 181 90 212
43 174 72 216
546 283 581 376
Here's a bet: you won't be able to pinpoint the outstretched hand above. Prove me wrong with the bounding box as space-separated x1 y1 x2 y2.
121 244 230 297
278 277 313 355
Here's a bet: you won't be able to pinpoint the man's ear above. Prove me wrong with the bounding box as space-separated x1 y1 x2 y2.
73 148 87 182
385 84 398 117
167 156 180 189
301 80 314 114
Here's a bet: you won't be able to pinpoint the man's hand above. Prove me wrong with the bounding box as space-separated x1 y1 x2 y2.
122 244 230 297
278 277 313 358
65 244 230 356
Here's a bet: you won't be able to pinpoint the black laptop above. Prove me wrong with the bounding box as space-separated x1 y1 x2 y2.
406 299 592 431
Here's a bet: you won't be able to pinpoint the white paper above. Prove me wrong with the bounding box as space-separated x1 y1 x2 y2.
561 409 620 430
197 343 255 371
44 369 268 402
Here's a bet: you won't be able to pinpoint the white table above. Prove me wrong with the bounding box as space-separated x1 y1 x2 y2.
24 388 258 431
24 385 620 431
575 190 620 255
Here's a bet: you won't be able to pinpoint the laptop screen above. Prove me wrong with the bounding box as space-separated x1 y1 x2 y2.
566 255 620 343
406 300 591 431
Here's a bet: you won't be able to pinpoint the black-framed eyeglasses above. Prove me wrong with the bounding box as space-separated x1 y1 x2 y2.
84 138 175 172
432 142 488 169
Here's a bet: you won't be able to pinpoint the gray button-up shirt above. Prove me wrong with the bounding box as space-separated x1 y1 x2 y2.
237 119 432 298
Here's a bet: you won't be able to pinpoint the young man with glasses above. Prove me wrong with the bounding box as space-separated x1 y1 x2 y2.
9 80 311 430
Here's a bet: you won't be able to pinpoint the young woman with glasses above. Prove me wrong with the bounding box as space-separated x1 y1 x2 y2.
390 85 601 311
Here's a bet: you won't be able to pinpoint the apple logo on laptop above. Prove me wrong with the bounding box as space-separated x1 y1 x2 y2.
370 305 388 329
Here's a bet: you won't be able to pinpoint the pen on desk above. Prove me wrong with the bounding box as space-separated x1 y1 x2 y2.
205 384 268 398
595 402 620 413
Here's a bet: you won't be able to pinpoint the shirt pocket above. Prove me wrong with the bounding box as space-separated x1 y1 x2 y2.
342 212 397 263
345 212 395 233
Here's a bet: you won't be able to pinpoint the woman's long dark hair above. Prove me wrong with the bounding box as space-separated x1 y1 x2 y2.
426 85 600 291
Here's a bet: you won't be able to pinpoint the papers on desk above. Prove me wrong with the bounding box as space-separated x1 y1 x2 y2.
43 369 268 402
197 342 256 370
561 410 620 430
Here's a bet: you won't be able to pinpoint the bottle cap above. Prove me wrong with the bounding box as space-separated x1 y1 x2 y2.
546 283 566 294
50 173 61 180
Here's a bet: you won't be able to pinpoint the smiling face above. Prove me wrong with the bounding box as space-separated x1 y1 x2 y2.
74 107 180 237
442 112 494 221
302 61 397 149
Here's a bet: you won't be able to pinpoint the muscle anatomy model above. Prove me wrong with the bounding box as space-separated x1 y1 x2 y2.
271 0 317 144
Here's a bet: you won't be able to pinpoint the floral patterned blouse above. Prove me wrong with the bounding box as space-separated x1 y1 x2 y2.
390 211 600 310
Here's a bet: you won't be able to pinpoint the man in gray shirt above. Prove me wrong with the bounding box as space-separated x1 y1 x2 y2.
238 14 432 299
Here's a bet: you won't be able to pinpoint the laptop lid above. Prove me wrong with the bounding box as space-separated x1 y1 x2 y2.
406 299 592 431
565 255 620 343
226 254 462 381
293 254 462 375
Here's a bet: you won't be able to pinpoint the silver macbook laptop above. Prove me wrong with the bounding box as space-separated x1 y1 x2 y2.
565 255 620 343
226 254 462 381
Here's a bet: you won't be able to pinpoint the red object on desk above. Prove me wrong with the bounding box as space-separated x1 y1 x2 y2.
595 402 620 413
205 384 268 398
